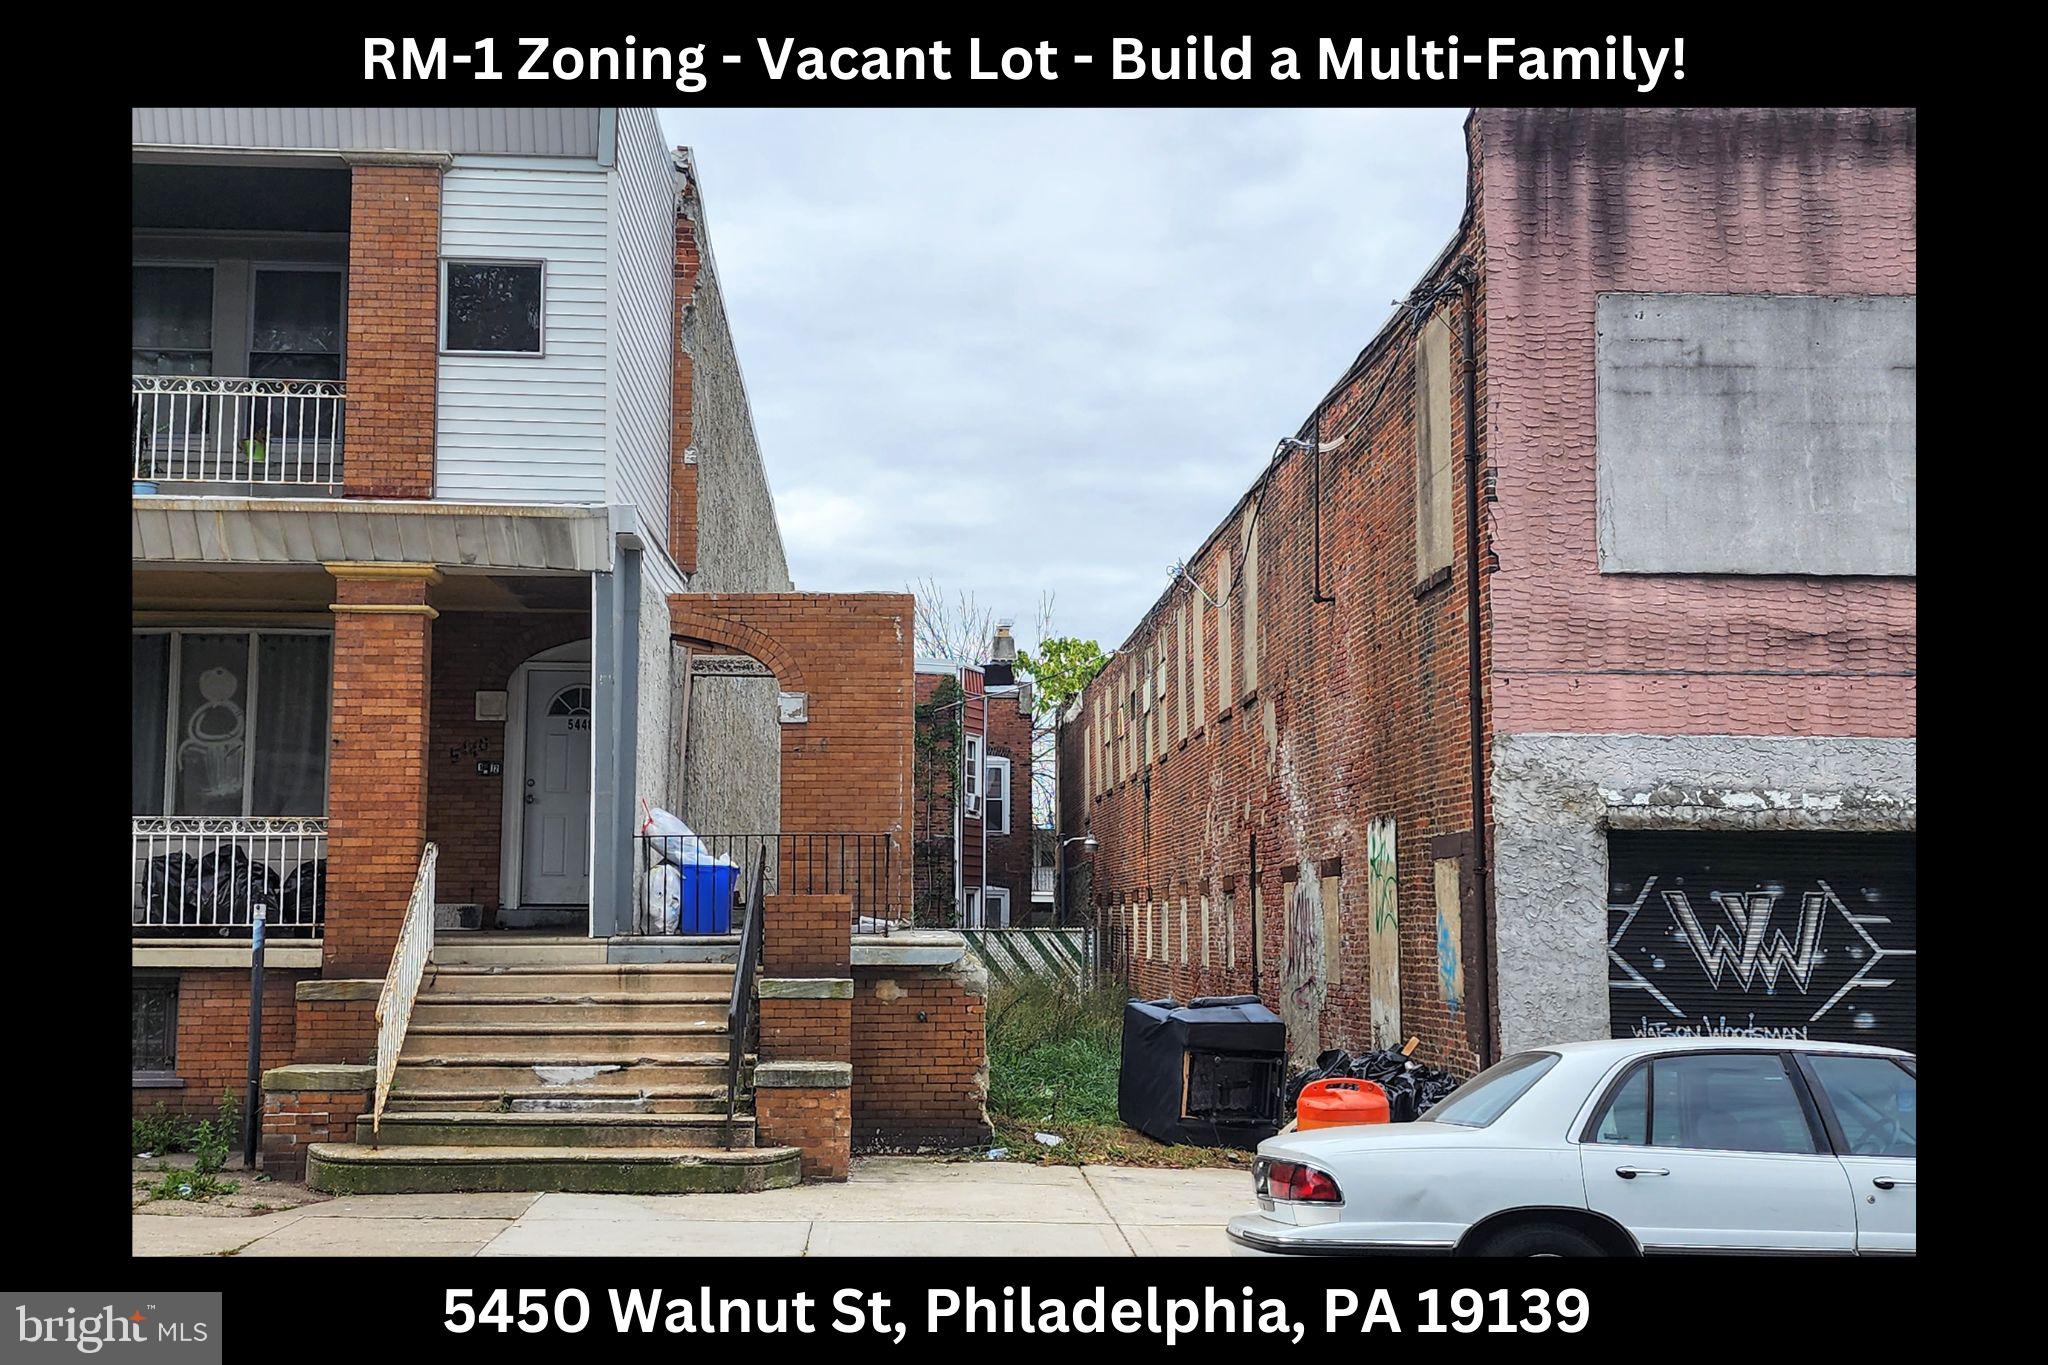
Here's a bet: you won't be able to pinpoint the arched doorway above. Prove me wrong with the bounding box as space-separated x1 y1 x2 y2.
499 638 592 926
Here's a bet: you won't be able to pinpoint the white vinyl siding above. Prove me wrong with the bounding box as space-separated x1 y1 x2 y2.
606 107 675 555
436 156 611 504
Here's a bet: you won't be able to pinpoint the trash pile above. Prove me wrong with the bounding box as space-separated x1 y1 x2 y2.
638 807 740 934
1284 1046 1464 1124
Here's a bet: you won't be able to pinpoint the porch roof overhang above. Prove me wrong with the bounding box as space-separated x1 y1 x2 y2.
132 498 619 574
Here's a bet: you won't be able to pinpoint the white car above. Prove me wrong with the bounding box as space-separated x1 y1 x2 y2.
1227 1037 1915 1257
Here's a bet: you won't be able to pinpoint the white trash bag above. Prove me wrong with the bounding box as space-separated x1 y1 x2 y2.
645 863 686 935
640 806 708 868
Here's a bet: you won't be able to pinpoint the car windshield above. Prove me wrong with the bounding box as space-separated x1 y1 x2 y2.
1425 1051 1561 1127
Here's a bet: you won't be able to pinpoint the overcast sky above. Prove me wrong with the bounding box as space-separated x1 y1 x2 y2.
655 107 1470 654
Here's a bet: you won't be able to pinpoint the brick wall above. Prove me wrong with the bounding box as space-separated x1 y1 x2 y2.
133 968 306 1116
760 997 853 1064
755 1084 851 1180
1474 108 1916 739
291 984 380 1066
668 593 915 915
342 160 441 499
324 567 436 977
261 1087 367 1182
671 196 701 572
762 895 853 977
1056 132 1490 1073
851 964 990 1149
427 612 590 910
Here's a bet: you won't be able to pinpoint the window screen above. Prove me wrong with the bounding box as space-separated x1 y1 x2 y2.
444 260 544 353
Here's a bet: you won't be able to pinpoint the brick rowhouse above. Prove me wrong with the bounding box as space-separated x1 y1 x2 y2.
322 563 438 979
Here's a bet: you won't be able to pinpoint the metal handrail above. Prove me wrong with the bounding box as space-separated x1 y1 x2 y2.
132 374 345 488
371 841 438 1135
726 849 767 1125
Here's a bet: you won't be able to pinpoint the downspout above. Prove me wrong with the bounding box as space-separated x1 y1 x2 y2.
1456 261 1496 1066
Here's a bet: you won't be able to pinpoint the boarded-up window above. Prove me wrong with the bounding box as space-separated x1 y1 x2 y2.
1415 314 1455 582
1241 509 1260 696
1215 555 1234 715
1321 869 1344 986
1175 604 1190 743
1192 591 1207 731
1200 893 1211 967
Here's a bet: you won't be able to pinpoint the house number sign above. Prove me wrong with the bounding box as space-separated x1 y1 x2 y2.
778 691 809 724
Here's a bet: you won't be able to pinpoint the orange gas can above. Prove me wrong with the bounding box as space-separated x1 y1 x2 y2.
1295 1077 1392 1130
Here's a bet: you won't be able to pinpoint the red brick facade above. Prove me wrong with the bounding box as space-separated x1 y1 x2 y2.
983 685 1036 918
851 965 991 1149
762 894 855 977
913 668 1036 925
133 969 308 1116
341 160 442 499
427 612 590 911
323 565 438 977
261 1085 368 1181
756 1084 851 1181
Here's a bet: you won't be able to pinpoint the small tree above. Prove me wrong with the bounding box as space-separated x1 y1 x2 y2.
1016 636 1109 716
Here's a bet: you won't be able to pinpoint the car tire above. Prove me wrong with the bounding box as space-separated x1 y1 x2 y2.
1472 1222 1608 1257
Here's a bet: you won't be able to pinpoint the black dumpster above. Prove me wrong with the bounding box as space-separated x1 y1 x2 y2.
1117 995 1286 1149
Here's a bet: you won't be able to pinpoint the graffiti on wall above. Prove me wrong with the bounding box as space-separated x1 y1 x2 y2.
1433 857 1464 1015
1366 818 1400 1048
1606 832 1916 1052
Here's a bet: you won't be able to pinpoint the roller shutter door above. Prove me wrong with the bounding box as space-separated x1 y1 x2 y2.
1607 830 1915 1053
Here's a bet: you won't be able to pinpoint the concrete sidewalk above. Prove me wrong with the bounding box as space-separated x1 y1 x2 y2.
132 1158 1252 1257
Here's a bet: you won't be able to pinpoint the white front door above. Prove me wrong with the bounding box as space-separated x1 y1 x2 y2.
520 671 591 905
1580 1050 1858 1254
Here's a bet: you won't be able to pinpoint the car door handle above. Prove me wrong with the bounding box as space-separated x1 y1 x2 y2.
1615 1166 1670 1179
1872 1176 1915 1190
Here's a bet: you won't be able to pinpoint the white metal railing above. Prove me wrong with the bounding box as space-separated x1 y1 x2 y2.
1032 866 1056 897
131 816 327 934
132 375 345 488
372 841 438 1135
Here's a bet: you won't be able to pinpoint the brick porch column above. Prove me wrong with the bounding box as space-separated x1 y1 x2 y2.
754 894 854 1179
323 562 439 978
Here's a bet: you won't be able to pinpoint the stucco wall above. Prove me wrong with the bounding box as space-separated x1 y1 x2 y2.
1475 108 1917 738
1490 732 1916 1053
671 165 791 838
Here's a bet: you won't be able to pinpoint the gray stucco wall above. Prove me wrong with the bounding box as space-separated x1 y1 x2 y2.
1595 293 1916 575
1490 732 1916 1052
674 165 791 839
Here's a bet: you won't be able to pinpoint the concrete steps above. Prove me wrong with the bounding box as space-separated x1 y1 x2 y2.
361 1110 754 1149
329 951 767 1193
307 1142 799 1195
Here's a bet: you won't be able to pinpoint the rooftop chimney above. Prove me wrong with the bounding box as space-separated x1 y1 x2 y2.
991 621 1017 665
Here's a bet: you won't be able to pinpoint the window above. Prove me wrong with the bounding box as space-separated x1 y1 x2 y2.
1414 313 1455 583
985 887 1010 928
1427 1051 1560 1128
964 887 983 928
962 733 982 816
985 755 1011 834
132 631 331 817
133 265 214 375
251 268 343 380
547 685 593 717
443 260 544 354
1588 1053 1820 1155
1806 1055 1916 1158
132 976 178 1075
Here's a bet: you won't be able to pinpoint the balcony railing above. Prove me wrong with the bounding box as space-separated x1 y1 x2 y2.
132 376 345 489
131 816 326 937
635 832 903 935
1032 865 1056 898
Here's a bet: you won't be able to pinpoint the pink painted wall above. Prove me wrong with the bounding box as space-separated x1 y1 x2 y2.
1476 108 1916 738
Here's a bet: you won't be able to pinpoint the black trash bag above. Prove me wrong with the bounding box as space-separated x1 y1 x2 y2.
141 852 199 924
276 858 326 934
191 847 280 930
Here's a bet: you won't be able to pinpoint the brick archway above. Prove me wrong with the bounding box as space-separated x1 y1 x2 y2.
667 592 914 913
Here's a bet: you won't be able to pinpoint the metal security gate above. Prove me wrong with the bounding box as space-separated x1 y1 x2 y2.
962 926 1096 987
1607 830 1916 1052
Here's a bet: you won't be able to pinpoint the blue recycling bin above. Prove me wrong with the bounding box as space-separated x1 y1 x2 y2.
680 861 737 934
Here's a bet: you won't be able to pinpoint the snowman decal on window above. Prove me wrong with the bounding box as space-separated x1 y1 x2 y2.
177 665 246 801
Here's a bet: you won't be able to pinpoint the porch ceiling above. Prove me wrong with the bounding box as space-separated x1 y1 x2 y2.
130 568 593 616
